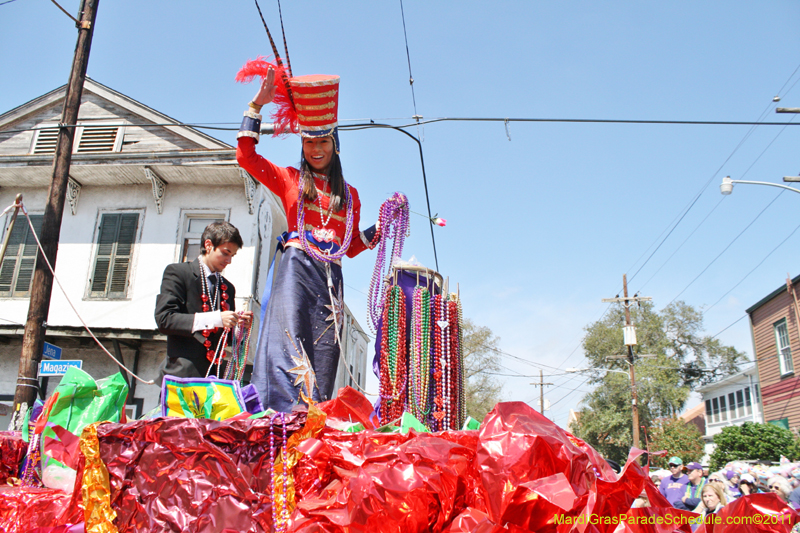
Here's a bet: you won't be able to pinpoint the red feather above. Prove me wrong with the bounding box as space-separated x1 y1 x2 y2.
236 56 298 136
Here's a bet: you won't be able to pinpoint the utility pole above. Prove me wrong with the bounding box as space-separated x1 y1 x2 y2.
11 0 99 431
602 274 651 451
531 369 553 414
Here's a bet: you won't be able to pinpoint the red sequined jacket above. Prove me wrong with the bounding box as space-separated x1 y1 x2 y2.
237 137 374 258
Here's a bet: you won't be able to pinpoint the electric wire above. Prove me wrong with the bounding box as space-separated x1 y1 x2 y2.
0 0 21 6
705 219 800 313
668 190 785 305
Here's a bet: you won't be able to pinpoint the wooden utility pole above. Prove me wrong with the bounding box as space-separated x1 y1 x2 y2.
601 274 651 451
11 0 99 430
531 369 553 414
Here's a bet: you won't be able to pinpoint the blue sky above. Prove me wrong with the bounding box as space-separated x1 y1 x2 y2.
2 1 800 427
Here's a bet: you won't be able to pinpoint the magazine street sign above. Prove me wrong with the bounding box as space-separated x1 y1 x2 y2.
38 360 82 376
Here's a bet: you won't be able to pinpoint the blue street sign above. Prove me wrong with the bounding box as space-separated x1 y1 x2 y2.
38 360 82 376
42 342 62 360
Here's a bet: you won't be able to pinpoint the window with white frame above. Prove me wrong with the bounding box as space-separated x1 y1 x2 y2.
180 214 226 262
705 400 712 423
711 397 720 423
0 214 44 297
744 388 752 415
775 318 794 376
719 395 728 421
88 212 140 299
728 392 737 419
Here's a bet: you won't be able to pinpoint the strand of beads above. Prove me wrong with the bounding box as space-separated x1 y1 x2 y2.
455 296 467 429
21 431 42 487
431 293 445 431
367 192 410 332
378 284 407 425
447 297 461 430
269 413 290 533
296 173 354 263
223 314 252 382
440 293 451 430
408 286 431 421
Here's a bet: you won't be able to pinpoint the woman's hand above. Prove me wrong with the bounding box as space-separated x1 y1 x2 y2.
253 67 276 107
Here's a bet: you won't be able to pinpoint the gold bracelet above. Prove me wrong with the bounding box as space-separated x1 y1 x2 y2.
248 101 263 112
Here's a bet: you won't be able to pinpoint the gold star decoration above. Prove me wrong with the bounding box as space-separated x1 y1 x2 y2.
285 330 318 404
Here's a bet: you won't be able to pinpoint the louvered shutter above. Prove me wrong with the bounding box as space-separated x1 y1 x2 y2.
76 126 121 153
90 213 138 298
32 128 60 154
0 215 44 296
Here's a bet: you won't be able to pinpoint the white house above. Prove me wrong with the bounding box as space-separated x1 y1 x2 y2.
697 365 763 461
0 79 369 426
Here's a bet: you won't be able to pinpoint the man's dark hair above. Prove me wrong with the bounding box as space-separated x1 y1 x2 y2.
200 221 243 254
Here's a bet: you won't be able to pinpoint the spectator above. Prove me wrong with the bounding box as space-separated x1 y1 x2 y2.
651 474 661 489
675 462 706 511
693 483 727 530
659 457 689 507
707 473 736 503
768 476 793 506
726 471 741 499
789 481 800 509
739 473 759 496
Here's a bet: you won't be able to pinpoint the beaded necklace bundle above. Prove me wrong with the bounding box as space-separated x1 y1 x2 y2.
428 293 466 431
223 320 252 382
368 192 410 332
408 286 431 422
378 284 407 425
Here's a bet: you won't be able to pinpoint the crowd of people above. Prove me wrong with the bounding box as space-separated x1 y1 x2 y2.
632 455 800 523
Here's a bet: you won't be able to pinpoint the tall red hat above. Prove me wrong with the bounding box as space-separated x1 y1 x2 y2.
236 59 342 152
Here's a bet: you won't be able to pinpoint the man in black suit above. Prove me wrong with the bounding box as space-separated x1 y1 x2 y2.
155 221 253 384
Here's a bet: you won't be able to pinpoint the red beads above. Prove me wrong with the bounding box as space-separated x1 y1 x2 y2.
221 302 230 311
206 349 215 362
201 294 208 303
202 329 211 338
202 304 210 312
221 284 228 292
204 340 212 349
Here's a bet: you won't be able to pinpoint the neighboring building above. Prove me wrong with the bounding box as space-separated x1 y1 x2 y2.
696 366 762 461
0 79 369 427
679 403 706 436
747 274 800 431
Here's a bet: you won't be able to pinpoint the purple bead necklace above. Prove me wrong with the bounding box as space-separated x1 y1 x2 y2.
368 192 410 332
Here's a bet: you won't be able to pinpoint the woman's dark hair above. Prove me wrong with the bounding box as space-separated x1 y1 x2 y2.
299 148 345 213
200 221 243 253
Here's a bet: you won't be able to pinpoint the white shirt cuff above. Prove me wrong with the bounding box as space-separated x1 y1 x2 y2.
192 310 222 332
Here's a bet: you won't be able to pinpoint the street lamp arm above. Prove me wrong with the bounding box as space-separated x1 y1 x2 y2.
721 176 800 196
566 367 630 377
729 179 800 194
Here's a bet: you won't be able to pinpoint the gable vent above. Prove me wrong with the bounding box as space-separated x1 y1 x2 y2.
76 126 121 153
30 123 124 154
32 127 60 154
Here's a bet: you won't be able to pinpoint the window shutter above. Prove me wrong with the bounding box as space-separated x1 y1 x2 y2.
0 215 44 296
91 213 138 298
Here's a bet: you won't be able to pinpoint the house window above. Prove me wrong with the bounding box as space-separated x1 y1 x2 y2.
774 319 794 376
181 215 226 262
31 122 124 154
754 384 760 404
0 215 44 297
719 395 728 422
736 389 745 414
705 400 712 422
744 388 752 415
712 397 720 423
89 213 139 298
728 392 737 419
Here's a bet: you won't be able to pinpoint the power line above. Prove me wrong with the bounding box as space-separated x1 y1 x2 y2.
668 189 786 305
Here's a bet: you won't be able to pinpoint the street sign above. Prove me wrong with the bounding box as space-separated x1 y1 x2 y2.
38 360 82 376
42 342 62 360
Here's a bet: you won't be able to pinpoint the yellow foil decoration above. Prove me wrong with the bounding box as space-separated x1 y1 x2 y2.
80 423 118 533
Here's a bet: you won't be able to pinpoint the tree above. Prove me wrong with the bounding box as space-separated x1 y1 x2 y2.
709 422 798 470
647 417 704 469
573 301 747 464
461 319 503 421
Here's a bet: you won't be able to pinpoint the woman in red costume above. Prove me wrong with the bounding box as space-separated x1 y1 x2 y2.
237 66 380 412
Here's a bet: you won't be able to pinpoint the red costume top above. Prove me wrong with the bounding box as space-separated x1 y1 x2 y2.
237 137 372 258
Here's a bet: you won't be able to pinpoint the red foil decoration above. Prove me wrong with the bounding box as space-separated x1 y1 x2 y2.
0 431 27 483
0 486 76 532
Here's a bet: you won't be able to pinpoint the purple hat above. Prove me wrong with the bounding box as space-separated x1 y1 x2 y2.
726 470 738 480
687 462 703 471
